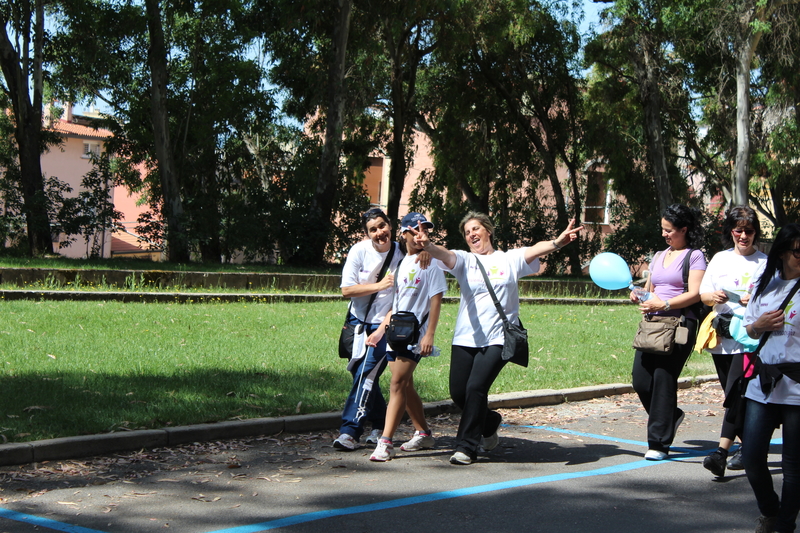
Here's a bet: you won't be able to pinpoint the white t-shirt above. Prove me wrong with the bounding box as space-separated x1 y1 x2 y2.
340 239 402 325
744 274 800 405
387 255 448 352
700 248 767 354
443 249 539 348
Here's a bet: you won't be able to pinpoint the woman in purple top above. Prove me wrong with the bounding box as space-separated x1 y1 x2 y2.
630 204 707 461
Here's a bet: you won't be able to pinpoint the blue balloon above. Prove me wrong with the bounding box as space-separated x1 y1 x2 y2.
589 252 632 291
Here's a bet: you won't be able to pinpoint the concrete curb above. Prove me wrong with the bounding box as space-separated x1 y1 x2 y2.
0 374 719 467
0 289 629 306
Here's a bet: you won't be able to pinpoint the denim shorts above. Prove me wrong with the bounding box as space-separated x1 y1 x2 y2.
386 345 422 364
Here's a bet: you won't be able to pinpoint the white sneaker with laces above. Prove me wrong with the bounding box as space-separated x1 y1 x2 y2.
365 429 382 445
400 431 435 451
449 451 473 465
370 441 396 462
645 449 668 461
333 433 358 451
480 431 500 452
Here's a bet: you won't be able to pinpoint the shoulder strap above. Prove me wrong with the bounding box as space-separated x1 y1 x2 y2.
363 241 397 321
681 248 693 294
473 254 510 325
751 276 800 357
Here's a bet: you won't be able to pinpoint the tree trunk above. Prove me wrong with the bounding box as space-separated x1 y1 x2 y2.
387 47 407 228
386 25 421 227
0 1 54 256
144 0 190 263
732 36 759 207
299 0 352 265
630 32 672 214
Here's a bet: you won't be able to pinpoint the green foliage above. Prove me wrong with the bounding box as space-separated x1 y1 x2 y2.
0 99 27 252
56 154 123 257
603 200 663 274
412 0 590 274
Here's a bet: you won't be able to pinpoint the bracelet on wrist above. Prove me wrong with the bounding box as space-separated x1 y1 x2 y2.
552 240 562 250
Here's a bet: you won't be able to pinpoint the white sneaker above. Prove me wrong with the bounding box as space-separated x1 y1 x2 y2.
370 441 396 462
480 431 499 452
400 431 435 451
333 433 358 451
449 451 473 465
364 429 382 445
645 449 668 461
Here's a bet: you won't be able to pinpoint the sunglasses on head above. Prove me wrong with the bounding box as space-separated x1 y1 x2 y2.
362 207 384 219
732 228 756 236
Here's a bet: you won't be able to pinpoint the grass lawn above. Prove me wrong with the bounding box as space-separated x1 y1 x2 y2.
0 300 714 443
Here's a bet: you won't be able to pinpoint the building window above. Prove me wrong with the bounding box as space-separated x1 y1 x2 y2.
82 142 102 159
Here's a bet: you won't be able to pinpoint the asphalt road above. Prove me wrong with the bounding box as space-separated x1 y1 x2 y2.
0 382 778 533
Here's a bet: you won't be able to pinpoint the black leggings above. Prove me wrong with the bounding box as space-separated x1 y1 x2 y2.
450 345 507 458
713 352 745 442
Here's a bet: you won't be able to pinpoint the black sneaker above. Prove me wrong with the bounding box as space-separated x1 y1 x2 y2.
754 515 777 533
703 450 727 478
728 447 744 470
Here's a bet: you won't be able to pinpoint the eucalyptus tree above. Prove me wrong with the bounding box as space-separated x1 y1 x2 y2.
55 0 276 263
366 0 439 227
0 0 58 255
259 0 388 264
666 0 800 215
584 0 688 214
706 0 800 206
415 0 587 274
746 26 800 227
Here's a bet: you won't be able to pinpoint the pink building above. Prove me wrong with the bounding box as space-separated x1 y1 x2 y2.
43 104 157 259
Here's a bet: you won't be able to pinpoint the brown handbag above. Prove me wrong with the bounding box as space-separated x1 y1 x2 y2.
633 315 682 355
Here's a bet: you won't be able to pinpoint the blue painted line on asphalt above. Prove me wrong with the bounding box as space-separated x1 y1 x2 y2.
520 425 783 458
0 427 783 533
519 424 653 449
209 424 746 533
208 458 680 533
0 507 109 533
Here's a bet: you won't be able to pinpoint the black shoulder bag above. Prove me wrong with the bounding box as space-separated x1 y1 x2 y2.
723 277 800 432
386 269 429 351
338 242 397 359
474 254 529 368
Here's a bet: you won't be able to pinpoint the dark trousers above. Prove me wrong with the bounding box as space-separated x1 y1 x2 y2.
632 318 696 452
743 400 800 533
713 352 745 441
450 345 506 459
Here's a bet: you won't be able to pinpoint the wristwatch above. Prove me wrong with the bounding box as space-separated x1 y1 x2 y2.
664 300 671 311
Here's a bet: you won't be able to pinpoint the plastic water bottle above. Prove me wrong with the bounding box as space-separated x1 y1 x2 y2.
629 283 652 302
412 345 441 357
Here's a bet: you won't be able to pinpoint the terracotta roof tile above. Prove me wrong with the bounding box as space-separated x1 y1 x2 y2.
51 119 112 140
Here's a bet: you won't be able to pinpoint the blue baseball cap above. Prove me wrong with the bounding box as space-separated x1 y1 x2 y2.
400 212 434 233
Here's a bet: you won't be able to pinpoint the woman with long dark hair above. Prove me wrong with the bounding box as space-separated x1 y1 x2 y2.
630 204 706 461
699 206 766 478
742 223 800 533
